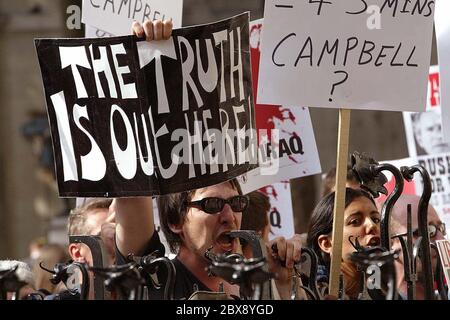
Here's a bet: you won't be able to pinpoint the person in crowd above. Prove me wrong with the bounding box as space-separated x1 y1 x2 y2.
68 198 115 267
321 165 360 197
386 194 447 299
307 188 381 299
116 177 303 300
241 191 271 243
42 198 115 300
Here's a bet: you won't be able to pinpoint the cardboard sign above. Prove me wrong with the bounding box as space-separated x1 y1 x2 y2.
259 181 295 241
436 240 450 288
35 13 257 197
82 0 183 35
238 19 321 194
258 0 434 111
435 0 450 142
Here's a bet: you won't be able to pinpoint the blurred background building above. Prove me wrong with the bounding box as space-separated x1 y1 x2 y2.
0 0 438 258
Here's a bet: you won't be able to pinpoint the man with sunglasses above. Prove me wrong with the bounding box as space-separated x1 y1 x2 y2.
113 19 303 300
389 194 447 299
115 179 302 300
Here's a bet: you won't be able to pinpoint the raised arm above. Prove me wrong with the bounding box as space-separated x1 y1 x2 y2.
115 197 154 257
115 19 173 258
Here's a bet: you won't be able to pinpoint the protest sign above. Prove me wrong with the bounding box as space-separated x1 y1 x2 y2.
238 19 321 194
379 157 450 233
414 154 450 226
436 240 450 287
258 0 434 111
35 13 257 197
85 24 113 38
435 0 450 142
380 156 450 234
403 66 447 157
82 0 183 36
401 66 450 230
259 182 295 241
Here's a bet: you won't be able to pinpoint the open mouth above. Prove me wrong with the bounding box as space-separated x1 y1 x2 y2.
366 237 381 247
215 232 234 252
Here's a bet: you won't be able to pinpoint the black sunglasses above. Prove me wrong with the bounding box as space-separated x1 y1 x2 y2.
413 223 446 238
185 195 249 214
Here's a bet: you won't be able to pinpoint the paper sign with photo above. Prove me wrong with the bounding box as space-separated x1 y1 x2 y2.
403 66 448 157
399 66 450 229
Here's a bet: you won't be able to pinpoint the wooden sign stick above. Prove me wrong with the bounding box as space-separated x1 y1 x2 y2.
328 108 351 297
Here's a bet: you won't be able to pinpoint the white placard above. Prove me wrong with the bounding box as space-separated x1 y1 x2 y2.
259 182 295 241
435 0 450 142
239 19 321 194
258 0 434 111
82 0 183 36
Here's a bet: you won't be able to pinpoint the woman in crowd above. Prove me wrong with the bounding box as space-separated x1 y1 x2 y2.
307 188 381 299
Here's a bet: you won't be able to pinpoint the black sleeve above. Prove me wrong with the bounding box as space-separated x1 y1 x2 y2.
115 230 166 265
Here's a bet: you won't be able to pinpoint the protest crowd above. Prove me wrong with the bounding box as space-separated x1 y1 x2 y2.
1 0 450 304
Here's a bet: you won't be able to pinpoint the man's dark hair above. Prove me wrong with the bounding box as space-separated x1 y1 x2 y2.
157 179 243 253
240 191 270 234
321 165 359 197
307 188 375 268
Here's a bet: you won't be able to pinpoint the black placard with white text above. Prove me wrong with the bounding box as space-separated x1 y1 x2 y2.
35 13 257 197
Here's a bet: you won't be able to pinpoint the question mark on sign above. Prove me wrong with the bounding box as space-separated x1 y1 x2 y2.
329 70 349 102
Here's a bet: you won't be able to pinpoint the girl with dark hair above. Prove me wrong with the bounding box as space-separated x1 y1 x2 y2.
307 188 381 299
